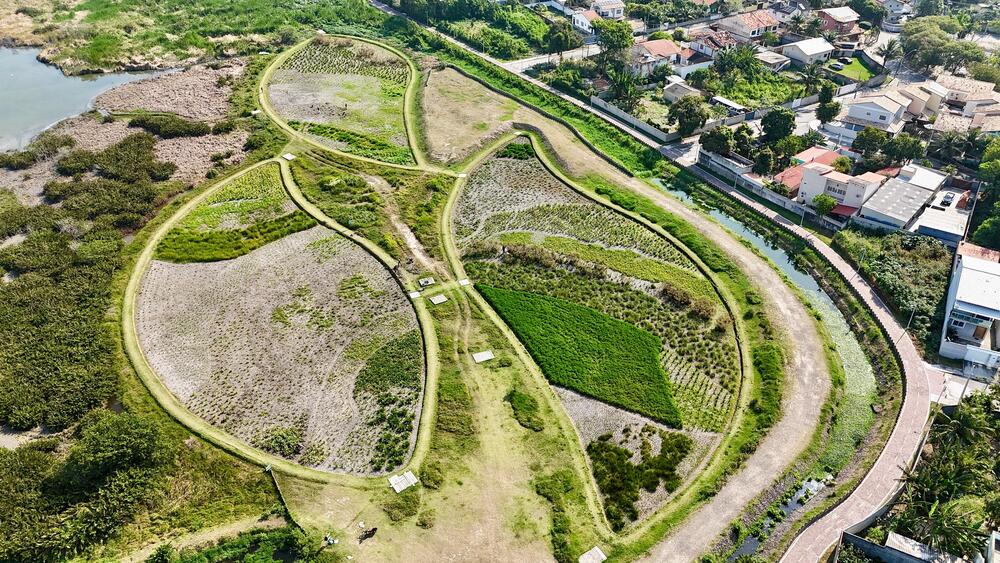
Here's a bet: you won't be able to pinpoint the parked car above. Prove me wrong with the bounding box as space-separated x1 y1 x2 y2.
830 62 844 70
838 57 851 64
942 192 955 206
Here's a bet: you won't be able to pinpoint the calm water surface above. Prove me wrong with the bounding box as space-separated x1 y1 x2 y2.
0 48 151 150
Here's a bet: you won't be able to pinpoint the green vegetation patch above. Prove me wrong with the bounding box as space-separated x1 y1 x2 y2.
354 330 422 397
156 163 316 262
129 113 211 138
165 526 333 562
504 387 544 432
291 121 415 165
588 430 693 531
253 424 304 458
477 285 681 427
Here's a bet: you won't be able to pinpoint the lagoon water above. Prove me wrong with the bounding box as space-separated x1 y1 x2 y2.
0 48 150 151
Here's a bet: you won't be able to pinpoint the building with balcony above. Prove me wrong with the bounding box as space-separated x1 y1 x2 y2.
940 245 1000 380
821 91 908 145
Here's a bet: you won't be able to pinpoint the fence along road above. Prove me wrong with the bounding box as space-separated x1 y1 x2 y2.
368 3 931 559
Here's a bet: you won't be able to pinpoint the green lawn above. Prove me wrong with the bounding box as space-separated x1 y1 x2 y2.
826 57 877 82
477 284 682 428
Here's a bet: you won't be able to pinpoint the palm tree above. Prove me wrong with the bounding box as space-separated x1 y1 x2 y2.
804 16 823 37
788 13 806 35
964 128 986 157
876 38 903 66
930 131 966 162
800 62 824 94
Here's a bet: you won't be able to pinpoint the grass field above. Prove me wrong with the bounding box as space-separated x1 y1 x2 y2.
826 57 877 82
156 163 316 262
479 284 682 427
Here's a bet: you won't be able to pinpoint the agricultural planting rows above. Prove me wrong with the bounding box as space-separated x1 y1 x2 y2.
137 163 424 474
268 37 415 165
454 140 740 526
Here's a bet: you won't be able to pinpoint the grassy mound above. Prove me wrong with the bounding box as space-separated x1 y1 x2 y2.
478 285 681 428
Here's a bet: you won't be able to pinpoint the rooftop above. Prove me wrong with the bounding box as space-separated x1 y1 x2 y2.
783 37 835 56
793 146 841 165
725 9 780 30
860 177 935 224
819 6 860 22
959 241 1000 262
898 163 947 191
691 29 740 49
935 73 995 96
909 188 972 239
580 9 601 22
956 256 1000 318
637 39 683 58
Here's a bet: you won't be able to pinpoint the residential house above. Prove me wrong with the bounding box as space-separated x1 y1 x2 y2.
592 0 625 19
755 49 791 71
940 245 1000 379
688 29 740 58
774 146 841 198
674 47 714 78
797 161 886 217
854 163 946 230
818 6 863 39
768 0 808 25
631 39 683 77
715 10 781 43
821 91 909 145
572 9 601 34
876 0 912 32
935 74 997 114
907 186 973 247
896 81 948 117
780 37 834 65
662 76 702 103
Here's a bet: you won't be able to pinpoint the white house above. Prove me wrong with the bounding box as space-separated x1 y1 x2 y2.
940 247 1000 379
755 49 791 71
897 81 948 116
592 0 625 19
821 92 908 145
572 9 601 33
797 162 886 215
935 74 997 113
877 0 912 32
715 10 781 43
854 164 947 230
780 37 834 65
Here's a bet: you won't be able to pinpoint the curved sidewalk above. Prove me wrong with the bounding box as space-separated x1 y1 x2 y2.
689 167 930 563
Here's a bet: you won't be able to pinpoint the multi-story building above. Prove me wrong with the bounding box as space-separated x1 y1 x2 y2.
715 10 781 43
592 0 625 19
940 244 1000 379
820 92 909 145
876 0 912 32
688 29 740 58
817 6 863 39
797 161 886 216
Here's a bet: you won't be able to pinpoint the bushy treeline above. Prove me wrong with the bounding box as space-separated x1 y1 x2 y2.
146 526 342 563
129 113 212 138
0 410 172 562
397 0 549 59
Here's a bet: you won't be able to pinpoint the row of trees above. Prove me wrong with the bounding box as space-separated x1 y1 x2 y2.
899 16 985 71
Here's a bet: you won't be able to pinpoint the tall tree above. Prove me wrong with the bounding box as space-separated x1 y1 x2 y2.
546 19 582 55
762 107 795 143
813 193 837 216
930 130 967 162
668 95 710 137
753 147 775 175
593 19 634 67
608 67 640 111
876 38 903 66
885 133 925 163
800 62 825 95
816 101 841 123
700 126 735 156
852 127 888 158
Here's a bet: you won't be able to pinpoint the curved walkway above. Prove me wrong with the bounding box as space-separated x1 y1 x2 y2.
688 168 930 563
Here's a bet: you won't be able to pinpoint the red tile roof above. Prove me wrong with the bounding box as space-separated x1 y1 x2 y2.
638 39 683 58
733 10 780 30
831 204 859 216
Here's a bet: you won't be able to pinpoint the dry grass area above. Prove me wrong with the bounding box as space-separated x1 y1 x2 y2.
555 387 719 518
94 59 247 121
137 226 423 473
419 67 518 164
0 0 57 45
154 129 247 186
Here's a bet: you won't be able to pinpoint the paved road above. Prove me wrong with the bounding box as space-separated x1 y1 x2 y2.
501 44 603 73
368 4 932 559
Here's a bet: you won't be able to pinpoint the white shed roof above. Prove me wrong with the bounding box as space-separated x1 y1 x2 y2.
784 37 834 56
579 546 608 563
955 256 1000 318
388 471 419 493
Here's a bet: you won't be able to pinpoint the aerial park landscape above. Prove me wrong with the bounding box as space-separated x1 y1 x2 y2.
1 0 998 562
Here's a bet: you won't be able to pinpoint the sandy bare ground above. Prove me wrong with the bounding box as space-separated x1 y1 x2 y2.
154 130 248 186
556 387 719 520
420 67 519 164
94 59 246 121
136 226 422 473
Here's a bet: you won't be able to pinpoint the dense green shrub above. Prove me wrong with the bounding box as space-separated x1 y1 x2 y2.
354 331 423 396
503 387 544 431
587 429 692 531
171 526 327 562
478 284 682 427
495 141 534 160
129 113 211 138
381 487 421 521
534 470 577 563
0 133 74 170
156 211 316 262
55 149 97 176
253 425 304 458
290 121 414 165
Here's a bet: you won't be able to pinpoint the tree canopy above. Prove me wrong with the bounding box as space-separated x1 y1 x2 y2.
668 95 710 136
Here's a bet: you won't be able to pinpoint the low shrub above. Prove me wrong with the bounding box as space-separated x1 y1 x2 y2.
253 425 303 458
129 113 211 138
289 121 414 165
381 487 420 522
495 141 534 160
503 387 544 431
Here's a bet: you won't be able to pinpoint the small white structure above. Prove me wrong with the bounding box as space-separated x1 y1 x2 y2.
429 294 449 305
458 278 471 286
282 153 296 161
579 546 608 563
388 471 419 493
662 76 701 104
418 277 435 287
472 350 495 364
940 246 1000 379
408 291 421 299
250 109 262 116
572 9 601 34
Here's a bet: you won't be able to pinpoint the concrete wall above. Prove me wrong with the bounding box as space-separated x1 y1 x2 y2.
838 533 926 563
589 96 671 142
